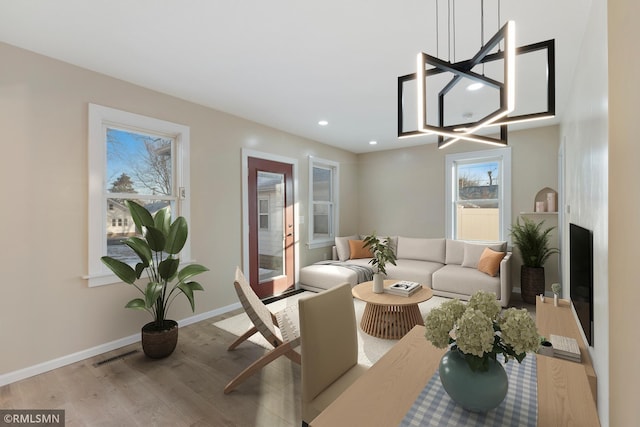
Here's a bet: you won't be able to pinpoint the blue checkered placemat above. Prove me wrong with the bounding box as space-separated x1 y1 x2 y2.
400 354 537 427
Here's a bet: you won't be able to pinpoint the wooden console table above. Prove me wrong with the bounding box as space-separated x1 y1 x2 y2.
310 325 600 426
536 297 597 402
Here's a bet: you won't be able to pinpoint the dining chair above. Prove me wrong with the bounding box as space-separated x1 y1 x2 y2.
298 283 369 426
224 266 301 394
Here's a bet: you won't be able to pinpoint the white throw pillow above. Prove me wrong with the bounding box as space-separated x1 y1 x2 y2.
461 241 507 268
445 239 465 265
335 235 360 261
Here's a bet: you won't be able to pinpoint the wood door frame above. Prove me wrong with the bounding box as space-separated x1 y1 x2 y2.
241 149 299 289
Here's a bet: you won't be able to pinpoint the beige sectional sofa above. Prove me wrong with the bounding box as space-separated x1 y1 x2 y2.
299 236 512 307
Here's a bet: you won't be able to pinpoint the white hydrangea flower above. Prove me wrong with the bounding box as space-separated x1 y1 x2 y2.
455 309 494 357
423 299 466 348
500 308 540 355
468 290 501 321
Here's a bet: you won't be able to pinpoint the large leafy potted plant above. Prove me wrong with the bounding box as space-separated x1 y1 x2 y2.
363 232 397 293
101 201 209 358
510 217 558 304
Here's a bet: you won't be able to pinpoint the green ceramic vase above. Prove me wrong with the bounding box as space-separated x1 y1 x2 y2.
438 349 508 412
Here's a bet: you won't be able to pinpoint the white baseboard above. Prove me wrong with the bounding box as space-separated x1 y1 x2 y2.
0 301 242 387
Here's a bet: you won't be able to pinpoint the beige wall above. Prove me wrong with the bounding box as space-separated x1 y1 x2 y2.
0 42 357 376
356 125 561 292
608 0 640 426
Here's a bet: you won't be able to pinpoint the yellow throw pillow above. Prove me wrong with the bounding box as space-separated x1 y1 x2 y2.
348 240 373 259
477 247 506 277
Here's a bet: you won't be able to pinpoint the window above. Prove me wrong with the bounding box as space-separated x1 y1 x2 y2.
445 148 511 242
86 104 191 287
308 157 339 249
258 197 270 230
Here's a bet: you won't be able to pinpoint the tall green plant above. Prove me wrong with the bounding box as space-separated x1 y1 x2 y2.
510 217 558 267
101 201 209 330
362 232 397 275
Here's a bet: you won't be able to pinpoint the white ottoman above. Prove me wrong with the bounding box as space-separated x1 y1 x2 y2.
299 264 358 292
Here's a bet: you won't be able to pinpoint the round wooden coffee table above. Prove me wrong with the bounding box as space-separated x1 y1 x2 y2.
352 280 433 339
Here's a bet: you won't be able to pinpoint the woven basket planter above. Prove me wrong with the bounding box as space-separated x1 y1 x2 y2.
141 320 179 359
520 266 545 304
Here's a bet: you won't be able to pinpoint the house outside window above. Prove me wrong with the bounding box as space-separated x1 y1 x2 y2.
259 197 269 230
445 148 511 242
87 104 191 287
308 157 339 249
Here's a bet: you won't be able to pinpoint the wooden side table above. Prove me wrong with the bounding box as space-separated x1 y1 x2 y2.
352 280 433 339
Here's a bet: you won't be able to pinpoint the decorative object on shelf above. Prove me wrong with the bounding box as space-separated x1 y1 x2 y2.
101 201 209 358
538 337 554 357
546 192 557 212
510 217 559 304
363 232 397 294
424 290 540 412
534 187 558 213
539 294 545 302
551 283 561 307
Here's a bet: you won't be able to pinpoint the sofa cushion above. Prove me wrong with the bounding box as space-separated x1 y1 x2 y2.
445 239 465 265
396 237 445 263
385 259 443 287
432 264 501 299
461 241 507 269
335 235 359 261
348 240 372 259
299 264 359 290
477 248 507 277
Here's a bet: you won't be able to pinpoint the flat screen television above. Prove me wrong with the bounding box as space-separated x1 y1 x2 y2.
569 223 594 346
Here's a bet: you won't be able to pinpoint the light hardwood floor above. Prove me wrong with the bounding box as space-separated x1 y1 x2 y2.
0 307 301 427
0 294 534 427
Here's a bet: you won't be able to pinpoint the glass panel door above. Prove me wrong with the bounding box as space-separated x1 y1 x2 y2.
248 157 295 298
257 171 285 283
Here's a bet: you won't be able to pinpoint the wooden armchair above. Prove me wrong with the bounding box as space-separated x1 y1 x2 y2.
224 267 301 394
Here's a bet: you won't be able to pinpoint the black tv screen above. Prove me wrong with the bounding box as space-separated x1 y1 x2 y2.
569 223 594 346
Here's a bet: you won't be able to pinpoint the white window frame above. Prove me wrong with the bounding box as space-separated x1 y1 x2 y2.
445 147 512 242
86 104 191 287
308 156 339 249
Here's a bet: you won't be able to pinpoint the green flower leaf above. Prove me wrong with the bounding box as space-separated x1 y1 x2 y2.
125 298 146 310
126 200 154 232
158 258 180 281
101 256 136 284
165 217 188 255
178 264 209 283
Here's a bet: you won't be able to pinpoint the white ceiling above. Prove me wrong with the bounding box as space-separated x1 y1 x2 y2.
0 0 592 153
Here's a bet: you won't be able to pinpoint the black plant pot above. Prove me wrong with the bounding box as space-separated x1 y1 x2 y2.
520 266 545 304
141 320 179 359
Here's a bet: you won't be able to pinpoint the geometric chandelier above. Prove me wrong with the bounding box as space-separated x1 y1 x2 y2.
416 20 515 148
397 6 556 149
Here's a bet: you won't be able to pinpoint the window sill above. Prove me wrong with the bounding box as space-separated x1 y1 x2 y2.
84 259 197 287
307 240 334 250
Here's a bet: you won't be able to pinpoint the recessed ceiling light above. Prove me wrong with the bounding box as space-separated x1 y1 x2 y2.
318 120 329 126
369 140 378 145
467 82 484 91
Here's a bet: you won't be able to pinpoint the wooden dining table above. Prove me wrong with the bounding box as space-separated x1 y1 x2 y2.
310 325 600 427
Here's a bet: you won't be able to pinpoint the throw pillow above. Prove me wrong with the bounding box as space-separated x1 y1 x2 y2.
348 240 373 259
335 235 359 261
461 241 507 268
477 248 507 277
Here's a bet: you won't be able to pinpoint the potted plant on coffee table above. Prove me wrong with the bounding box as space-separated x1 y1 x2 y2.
510 217 558 304
101 201 209 358
363 232 397 293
